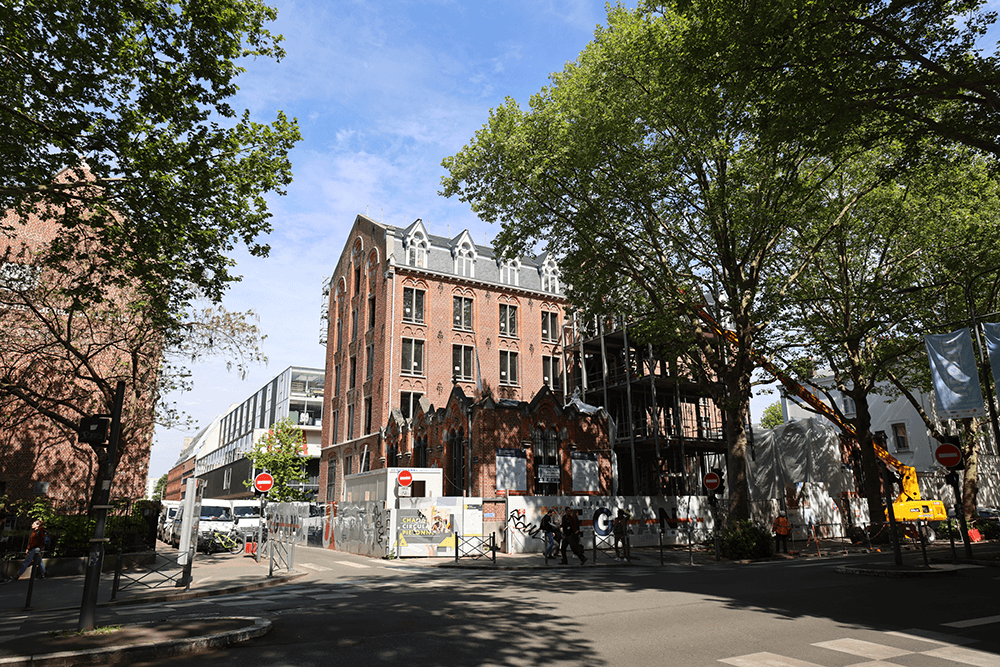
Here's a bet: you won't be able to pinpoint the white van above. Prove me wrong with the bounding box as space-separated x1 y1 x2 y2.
195 500 235 552
157 500 181 542
231 499 263 537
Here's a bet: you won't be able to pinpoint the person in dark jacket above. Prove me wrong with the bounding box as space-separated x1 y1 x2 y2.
15 520 47 580
560 508 587 565
541 509 560 558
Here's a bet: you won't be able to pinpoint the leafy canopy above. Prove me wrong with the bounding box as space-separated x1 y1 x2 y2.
0 0 301 322
245 417 311 502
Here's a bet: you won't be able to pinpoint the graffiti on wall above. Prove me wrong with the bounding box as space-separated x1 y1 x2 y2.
507 509 544 544
331 501 387 557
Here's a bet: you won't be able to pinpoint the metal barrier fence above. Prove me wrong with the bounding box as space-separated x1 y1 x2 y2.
454 532 496 566
592 532 630 563
110 546 194 600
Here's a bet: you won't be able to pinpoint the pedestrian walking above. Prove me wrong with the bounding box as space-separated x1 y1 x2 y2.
613 508 629 560
560 508 587 565
772 510 791 554
541 509 560 559
15 519 47 580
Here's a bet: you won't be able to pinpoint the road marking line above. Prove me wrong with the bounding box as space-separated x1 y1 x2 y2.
300 562 332 571
886 629 974 646
334 560 371 569
922 646 1000 666
311 593 356 599
719 652 823 667
812 639 911 659
943 615 1000 628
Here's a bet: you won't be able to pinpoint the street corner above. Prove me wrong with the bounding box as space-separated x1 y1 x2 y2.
0 616 271 667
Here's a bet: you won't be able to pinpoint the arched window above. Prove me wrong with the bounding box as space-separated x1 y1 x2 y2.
455 242 475 277
406 231 428 268
541 258 560 294
498 259 520 286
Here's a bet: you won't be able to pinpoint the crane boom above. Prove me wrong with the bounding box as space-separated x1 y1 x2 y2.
695 307 945 521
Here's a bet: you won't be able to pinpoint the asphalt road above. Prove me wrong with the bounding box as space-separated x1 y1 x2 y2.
122 546 1000 667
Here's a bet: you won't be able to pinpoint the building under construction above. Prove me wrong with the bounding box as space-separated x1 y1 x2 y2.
563 316 728 497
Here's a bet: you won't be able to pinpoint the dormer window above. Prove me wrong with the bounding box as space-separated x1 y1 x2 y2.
406 232 428 268
455 242 475 277
499 259 520 286
541 258 560 294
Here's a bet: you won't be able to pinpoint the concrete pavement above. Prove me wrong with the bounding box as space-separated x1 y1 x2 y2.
1 536 996 665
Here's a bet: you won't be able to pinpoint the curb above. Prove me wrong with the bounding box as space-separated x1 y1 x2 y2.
0 616 271 667
835 564 960 578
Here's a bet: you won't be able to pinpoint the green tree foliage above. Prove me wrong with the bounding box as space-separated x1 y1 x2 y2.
152 474 168 501
677 0 1000 158
442 4 854 519
760 403 784 429
777 144 1000 520
0 0 301 323
245 418 310 502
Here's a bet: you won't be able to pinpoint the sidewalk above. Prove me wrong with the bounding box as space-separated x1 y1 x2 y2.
0 545 300 666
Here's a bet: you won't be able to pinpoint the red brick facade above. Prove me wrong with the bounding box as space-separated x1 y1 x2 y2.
1 176 154 505
319 215 599 506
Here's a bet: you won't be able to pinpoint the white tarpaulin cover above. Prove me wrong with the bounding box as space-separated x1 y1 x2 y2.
747 418 857 531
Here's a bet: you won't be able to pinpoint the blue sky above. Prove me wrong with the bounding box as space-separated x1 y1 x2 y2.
148 0 1000 482
149 0 627 479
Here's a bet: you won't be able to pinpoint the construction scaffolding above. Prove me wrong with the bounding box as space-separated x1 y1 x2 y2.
563 316 728 496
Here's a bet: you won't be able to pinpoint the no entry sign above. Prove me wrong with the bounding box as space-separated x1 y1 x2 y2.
703 471 721 492
253 472 275 494
935 443 963 469
397 470 413 487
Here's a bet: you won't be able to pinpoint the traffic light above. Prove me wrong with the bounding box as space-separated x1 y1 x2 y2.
711 467 725 496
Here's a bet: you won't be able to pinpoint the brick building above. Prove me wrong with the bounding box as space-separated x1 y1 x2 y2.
320 215 594 504
1 171 154 505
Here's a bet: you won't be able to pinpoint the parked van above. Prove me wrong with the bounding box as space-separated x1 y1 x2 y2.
231 499 263 537
195 501 235 552
157 500 181 542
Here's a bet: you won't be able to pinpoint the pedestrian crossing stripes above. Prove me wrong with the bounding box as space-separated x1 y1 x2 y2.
720 628 999 667
943 615 1000 628
334 560 370 569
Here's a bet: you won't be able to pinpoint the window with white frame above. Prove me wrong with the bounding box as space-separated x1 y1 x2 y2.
892 423 909 451
542 355 561 390
541 259 559 293
455 242 475 277
407 233 428 267
402 287 425 323
499 303 517 337
401 338 425 375
498 259 519 286
842 395 856 416
500 350 519 385
453 296 473 330
541 311 559 342
453 345 475 381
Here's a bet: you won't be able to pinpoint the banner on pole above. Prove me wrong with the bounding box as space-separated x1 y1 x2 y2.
924 328 985 419
981 323 1000 397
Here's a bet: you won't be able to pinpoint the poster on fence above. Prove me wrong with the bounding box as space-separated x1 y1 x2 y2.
391 497 483 557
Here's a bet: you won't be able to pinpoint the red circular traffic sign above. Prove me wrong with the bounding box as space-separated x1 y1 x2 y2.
935 443 963 468
703 472 721 492
397 470 413 487
253 472 274 493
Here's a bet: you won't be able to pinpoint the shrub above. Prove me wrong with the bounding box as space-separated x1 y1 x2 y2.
974 519 1000 541
719 520 773 560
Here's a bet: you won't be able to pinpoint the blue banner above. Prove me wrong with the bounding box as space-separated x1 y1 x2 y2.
924 328 985 418
982 323 1000 398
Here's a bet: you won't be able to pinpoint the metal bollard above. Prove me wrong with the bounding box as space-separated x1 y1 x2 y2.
454 532 461 564
111 549 123 600
23 550 41 611
491 533 497 566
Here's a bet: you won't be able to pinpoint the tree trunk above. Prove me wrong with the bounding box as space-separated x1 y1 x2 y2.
962 418 979 522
